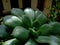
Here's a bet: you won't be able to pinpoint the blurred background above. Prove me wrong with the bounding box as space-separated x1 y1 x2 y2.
0 0 56 15
0 0 60 21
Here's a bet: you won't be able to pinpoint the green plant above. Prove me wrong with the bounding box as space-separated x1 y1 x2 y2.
49 0 60 21
0 8 60 45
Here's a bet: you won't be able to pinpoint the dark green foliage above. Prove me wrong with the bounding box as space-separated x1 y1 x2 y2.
1 8 60 45
12 26 29 43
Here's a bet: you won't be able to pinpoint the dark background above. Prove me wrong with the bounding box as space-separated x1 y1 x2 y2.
0 0 54 16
